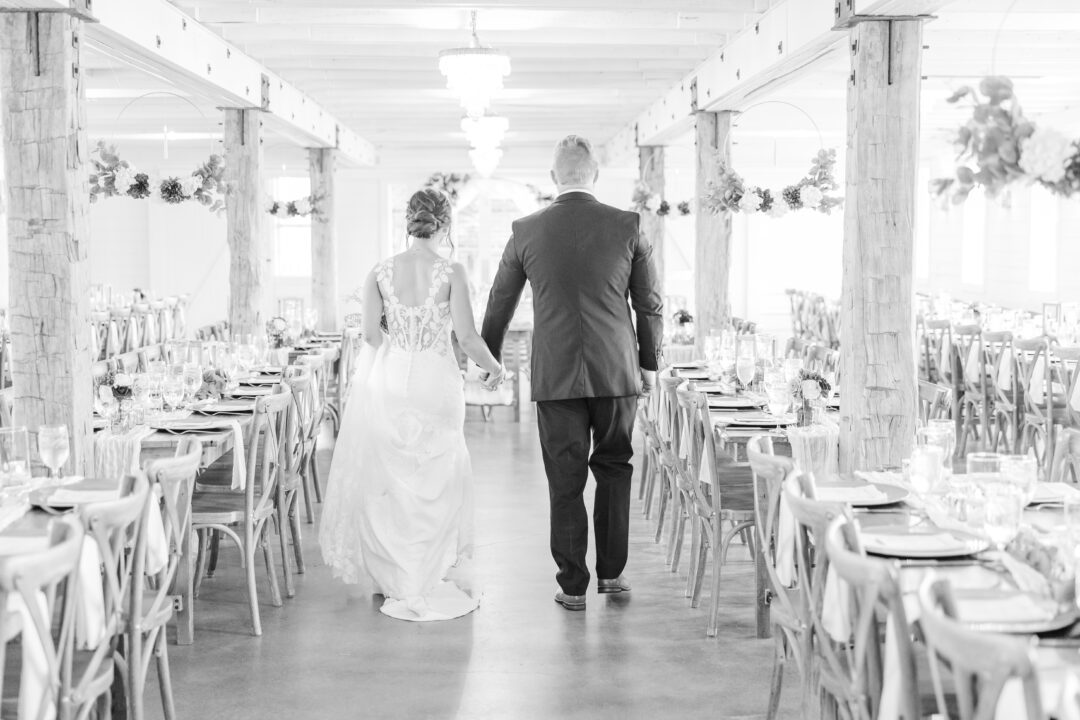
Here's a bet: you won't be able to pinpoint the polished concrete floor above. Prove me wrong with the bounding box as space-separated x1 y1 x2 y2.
154 410 800 719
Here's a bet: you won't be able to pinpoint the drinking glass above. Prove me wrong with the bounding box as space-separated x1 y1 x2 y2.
909 446 945 497
0 427 31 488
926 419 956 464
735 336 756 389
182 363 203 403
917 425 954 474
983 484 1024 550
37 425 69 480
783 358 803 384
966 452 1002 475
162 378 185 411
1000 454 1038 505
765 384 791 417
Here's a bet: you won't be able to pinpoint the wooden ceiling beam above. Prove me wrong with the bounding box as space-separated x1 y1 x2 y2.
77 0 375 165
218 26 729 47
604 0 955 156
179 0 759 12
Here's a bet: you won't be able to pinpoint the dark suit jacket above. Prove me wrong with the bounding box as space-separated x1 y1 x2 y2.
481 191 664 402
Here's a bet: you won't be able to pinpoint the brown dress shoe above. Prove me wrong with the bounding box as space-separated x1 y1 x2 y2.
554 591 586 611
597 575 631 594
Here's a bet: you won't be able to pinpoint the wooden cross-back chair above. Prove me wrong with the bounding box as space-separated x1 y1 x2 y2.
951 324 988 455
133 439 202 715
747 436 804 720
918 577 1042 720
922 319 953 386
192 390 292 636
1050 427 1080 486
822 516 922 720
655 376 687 565
0 518 84 720
635 370 666 517
678 390 756 637
918 380 952 427
1054 346 1080 430
982 331 1019 453
1015 337 1068 479
77 474 152 720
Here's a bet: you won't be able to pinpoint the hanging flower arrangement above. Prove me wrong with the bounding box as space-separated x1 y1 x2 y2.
88 142 227 213
630 181 694 217
424 172 471 206
702 149 843 218
267 194 324 220
931 76 1080 205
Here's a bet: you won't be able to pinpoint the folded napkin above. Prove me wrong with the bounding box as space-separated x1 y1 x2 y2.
75 542 106 650
92 425 154 483
0 534 50 556
860 531 964 554
954 592 1057 624
855 470 907 488
7 590 53 720
145 488 169 575
1030 482 1080 504
693 381 733 394
219 420 246 491
814 484 888 504
47 487 120 505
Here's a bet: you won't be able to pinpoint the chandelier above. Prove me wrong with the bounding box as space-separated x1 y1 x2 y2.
439 11 511 120
469 147 503 178
461 115 508 151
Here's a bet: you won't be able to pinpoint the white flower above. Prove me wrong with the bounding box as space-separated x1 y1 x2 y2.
180 176 201 198
114 373 133 388
801 185 824 208
1019 126 1071 183
643 194 660 212
97 384 113 402
737 190 763 213
294 198 312 216
767 200 790 219
801 379 822 401
113 165 138 193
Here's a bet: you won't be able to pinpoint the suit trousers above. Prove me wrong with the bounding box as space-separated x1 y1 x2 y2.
535 395 638 596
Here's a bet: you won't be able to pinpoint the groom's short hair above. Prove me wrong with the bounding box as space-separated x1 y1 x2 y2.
552 135 599 186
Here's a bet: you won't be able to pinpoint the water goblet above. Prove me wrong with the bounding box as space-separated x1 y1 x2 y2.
783 358 803 384
1000 454 1038 506
966 452 1002 475
182 363 203 405
37 425 69 481
162 378 185 412
908 446 945 498
926 419 956 465
0 427 31 489
983 483 1024 551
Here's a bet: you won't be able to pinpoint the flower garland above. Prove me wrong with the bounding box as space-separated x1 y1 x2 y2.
88 142 227 213
267 194 324 220
629 181 694 217
931 76 1080 205
702 149 843 218
424 171 471 206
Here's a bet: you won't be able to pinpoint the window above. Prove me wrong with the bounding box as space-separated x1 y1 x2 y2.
960 189 985 286
1028 186 1059 294
272 177 311 278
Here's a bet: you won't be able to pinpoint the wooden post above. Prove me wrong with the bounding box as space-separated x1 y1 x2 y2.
838 19 923 471
1 11 93 474
308 147 337 331
224 108 264 340
638 145 665 292
695 111 732 353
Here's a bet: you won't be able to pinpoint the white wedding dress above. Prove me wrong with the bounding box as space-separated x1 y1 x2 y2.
319 256 479 621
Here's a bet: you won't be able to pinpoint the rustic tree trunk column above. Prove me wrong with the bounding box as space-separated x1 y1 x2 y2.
308 147 338 331
695 111 733 353
638 145 665 292
224 108 264 340
1 11 93 474
838 19 923 472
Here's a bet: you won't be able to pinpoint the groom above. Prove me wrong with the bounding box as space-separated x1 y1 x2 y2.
481 135 664 611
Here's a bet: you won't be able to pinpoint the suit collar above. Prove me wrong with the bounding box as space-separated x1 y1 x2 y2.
553 190 597 206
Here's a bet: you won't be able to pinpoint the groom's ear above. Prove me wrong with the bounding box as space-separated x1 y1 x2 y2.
549 169 557 186
593 168 600 184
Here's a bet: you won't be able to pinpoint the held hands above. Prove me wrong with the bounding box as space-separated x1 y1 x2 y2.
640 369 657 398
480 364 507 391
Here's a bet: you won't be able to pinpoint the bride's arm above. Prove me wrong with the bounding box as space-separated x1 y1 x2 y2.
360 268 384 349
448 263 502 376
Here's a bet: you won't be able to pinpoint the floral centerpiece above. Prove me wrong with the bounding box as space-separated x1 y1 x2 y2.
266 316 292 350
931 76 1080 205
790 369 832 427
671 309 694 345
195 369 229 401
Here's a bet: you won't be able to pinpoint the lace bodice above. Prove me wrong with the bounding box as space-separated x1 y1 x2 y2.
376 257 453 356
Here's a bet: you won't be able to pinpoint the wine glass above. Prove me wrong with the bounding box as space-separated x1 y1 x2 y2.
764 375 791 417
37 425 69 481
917 424 954 474
783 358 803 384
0 427 31 488
162 378 185 412
182 363 203 405
966 452 1002 475
1000 454 1038 505
926 419 956 466
983 484 1023 551
908 445 945 498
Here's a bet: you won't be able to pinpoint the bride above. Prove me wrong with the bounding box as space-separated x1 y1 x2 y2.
319 188 505 622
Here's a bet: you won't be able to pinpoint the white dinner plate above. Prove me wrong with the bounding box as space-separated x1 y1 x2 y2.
195 400 256 416
860 526 989 559
671 361 707 369
951 588 1080 634
677 371 711 380
707 397 764 410
816 482 909 507
715 413 795 428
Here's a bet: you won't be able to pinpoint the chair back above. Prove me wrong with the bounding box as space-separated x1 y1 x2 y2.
675 390 711 514
918 577 1042 720
0 518 84 720
0 388 13 428
1014 337 1057 473
1050 427 1080 485
137 344 165 373
1053 346 1080 429
917 380 951 425
247 390 294 520
952 324 985 401
822 516 920 720
75 475 151 707
143 439 203 623
923 320 953 385
982 331 1016 409
747 436 797 607
282 367 315 492
657 376 684 457
114 350 141 375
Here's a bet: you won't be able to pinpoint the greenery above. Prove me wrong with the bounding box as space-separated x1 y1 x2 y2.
702 149 842 217
88 141 227 212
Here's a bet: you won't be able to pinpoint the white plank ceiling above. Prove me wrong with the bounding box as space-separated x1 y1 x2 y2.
82 0 1080 179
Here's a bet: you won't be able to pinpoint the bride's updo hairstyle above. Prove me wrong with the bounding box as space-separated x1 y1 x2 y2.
406 188 452 240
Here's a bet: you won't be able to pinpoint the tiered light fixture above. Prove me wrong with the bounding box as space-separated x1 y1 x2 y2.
462 114 508 177
438 11 511 120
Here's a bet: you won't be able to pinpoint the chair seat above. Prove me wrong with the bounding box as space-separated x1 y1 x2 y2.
191 491 249 523
127 588 174 630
